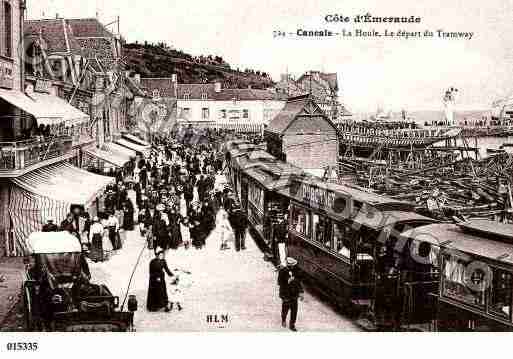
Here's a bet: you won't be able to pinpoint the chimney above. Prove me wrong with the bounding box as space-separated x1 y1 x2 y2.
214 82 222 93
171 74 178 98
56 13 59 19
280 74 288 83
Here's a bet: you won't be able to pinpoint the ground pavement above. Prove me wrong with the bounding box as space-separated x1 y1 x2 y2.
89 184 359 331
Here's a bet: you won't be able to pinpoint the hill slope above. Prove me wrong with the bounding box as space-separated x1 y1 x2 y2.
124 42 274 90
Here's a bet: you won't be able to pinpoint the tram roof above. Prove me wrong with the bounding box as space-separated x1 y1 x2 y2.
401 223 513 266
353 210 437 230
296 176 416 211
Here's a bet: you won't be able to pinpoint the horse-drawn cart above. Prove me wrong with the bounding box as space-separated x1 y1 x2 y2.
22 232 137 331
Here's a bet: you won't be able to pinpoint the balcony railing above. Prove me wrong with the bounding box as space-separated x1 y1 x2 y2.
0 136 73 172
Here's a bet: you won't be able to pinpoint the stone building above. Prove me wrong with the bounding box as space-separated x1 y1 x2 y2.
264 95 339 175
140 75 286 132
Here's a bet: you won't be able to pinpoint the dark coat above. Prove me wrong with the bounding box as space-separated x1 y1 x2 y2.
146 258 173 311
278 267 303 300
42 223 59 232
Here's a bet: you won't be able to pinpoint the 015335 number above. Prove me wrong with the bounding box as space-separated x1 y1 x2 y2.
6 342 38 351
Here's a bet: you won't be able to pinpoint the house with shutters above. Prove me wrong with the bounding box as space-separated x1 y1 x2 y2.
264 95 339 174
140 75 286 132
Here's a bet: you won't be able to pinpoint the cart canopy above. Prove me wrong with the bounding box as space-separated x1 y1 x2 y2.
26 231 82 255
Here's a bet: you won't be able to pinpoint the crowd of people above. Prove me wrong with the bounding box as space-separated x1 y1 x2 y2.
37 127 306 330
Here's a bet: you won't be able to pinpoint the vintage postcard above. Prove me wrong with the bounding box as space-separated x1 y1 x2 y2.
0 0 512 353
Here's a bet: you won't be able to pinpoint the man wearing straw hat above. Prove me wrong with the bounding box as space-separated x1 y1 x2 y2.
277 257 304 331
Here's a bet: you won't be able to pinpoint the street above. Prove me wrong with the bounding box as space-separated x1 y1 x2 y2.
89 219 360 332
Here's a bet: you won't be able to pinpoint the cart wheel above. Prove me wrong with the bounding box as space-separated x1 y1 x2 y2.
23 285 33 331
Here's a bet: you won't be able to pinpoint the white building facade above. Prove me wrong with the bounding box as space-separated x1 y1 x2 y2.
140 77 285 131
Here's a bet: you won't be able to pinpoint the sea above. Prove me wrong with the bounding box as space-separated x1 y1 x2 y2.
353 110 513 158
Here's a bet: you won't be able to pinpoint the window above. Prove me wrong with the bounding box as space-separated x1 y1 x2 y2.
442 254 486 308
490 268 512 319
243 109 249 118
290 205 310 237
229 109 240 119
313 214 331 250
152 89 160 99
181 107 190 119
183 92 190 100
248 182 264 211
3 1 12 58
333 222 353 258
201 92 208 100
202 107 209 119
220 109 227 119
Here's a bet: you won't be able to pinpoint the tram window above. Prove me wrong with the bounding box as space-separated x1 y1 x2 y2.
490 268 512 318
313 214 331 250
333 222 352 258
442 255 485 308
353 201 363 214
290 205 310 237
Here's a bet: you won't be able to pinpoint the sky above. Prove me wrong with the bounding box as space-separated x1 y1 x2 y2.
27 0 513 112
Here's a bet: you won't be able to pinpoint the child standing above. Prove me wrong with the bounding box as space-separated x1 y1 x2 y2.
168 269 193 311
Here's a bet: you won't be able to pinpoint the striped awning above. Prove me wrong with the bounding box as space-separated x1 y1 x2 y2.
8 163 114 254
84 146 130 167
11 162 114 207
115 138 150 156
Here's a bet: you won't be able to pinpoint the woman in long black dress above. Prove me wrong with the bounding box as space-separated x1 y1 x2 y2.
168 208 182 249
146 248 174 312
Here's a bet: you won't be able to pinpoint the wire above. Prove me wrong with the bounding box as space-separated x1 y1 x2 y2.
120 238 147 311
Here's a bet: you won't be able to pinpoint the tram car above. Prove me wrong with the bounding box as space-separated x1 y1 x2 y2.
224 140 442 330
22 232 136 332
402 220 513 331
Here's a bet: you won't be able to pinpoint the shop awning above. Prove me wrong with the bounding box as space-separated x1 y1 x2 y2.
8 163 114 253
11 162 114 207
29 92 90 126
104 142 137 158
0 88 60 123
0 88 89 126
122 133 151 147
115 138 151 156
84 145 130 167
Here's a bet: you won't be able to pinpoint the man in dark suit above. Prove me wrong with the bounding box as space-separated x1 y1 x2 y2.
277 257 304 331
231 209 248 251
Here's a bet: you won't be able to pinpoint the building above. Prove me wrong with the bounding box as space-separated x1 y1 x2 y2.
24 16 146 174
0 12 145 258
275 71 352 123
140 75 286 132
264 95 339 174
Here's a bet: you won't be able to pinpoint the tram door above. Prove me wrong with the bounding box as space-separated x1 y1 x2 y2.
241 177 248 211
